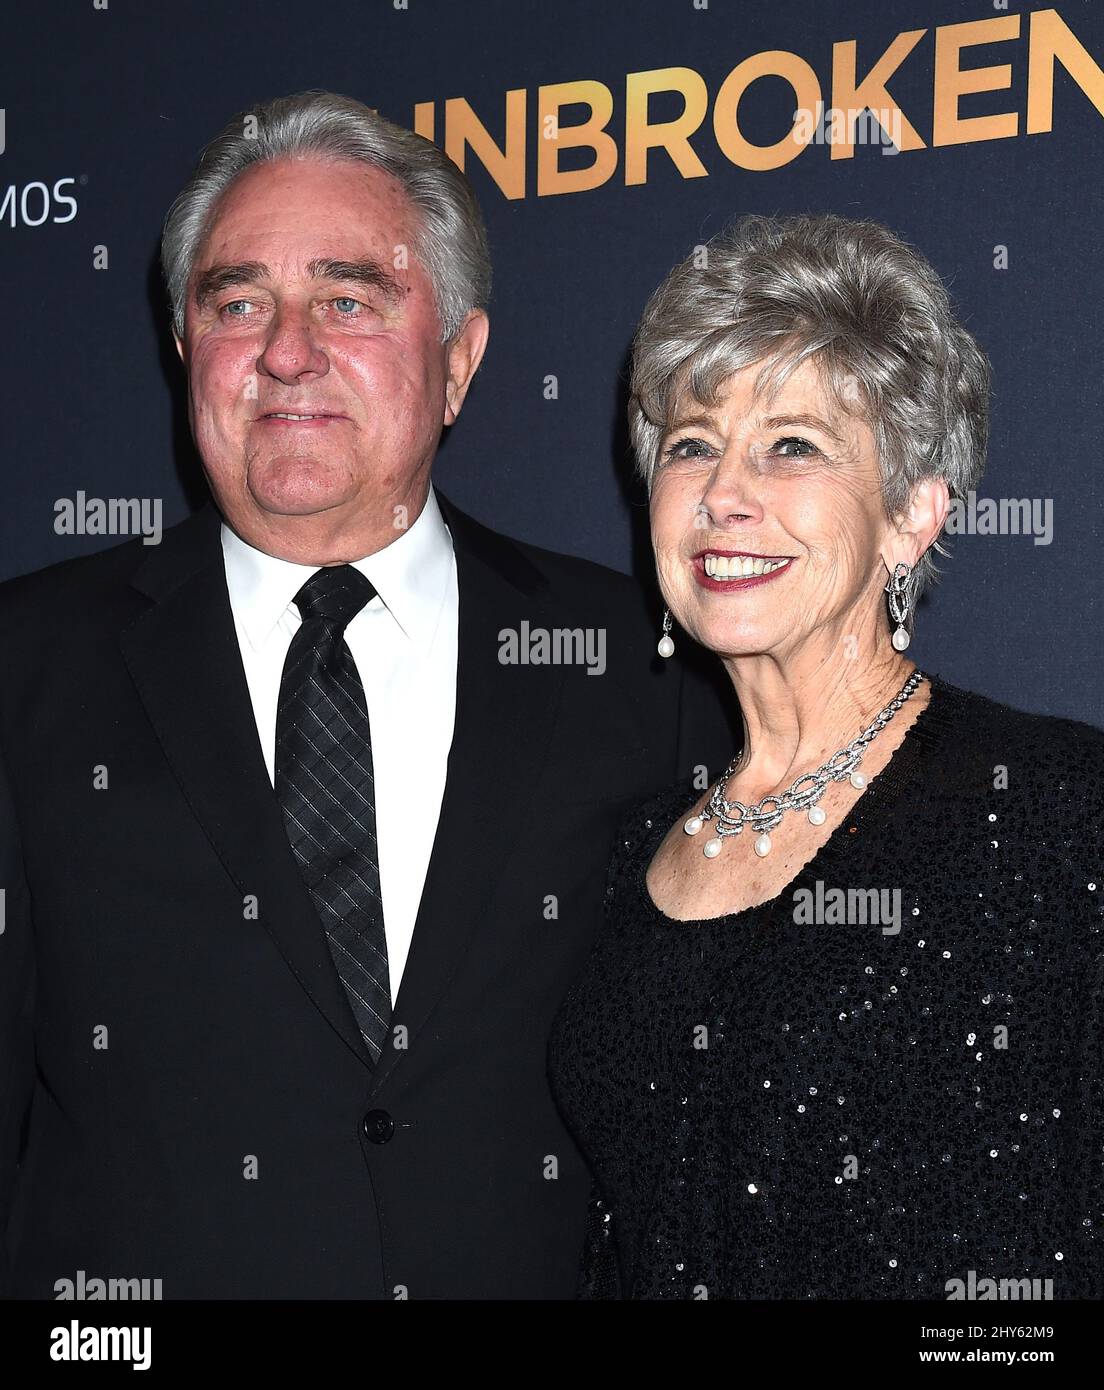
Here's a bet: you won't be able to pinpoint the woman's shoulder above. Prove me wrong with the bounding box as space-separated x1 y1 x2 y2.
603 779 701 894
927 671 1104 771
612 779 702 852
923 674 1104 857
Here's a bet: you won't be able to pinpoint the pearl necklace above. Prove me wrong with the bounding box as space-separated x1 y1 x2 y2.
684 670 926 860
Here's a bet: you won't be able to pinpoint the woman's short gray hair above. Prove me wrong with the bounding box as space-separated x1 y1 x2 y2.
628 212 991 600
160 89 491 344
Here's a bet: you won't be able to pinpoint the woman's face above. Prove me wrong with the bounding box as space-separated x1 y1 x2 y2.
650 356 897 663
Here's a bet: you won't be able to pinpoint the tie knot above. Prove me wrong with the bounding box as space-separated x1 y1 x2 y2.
293 564 377 629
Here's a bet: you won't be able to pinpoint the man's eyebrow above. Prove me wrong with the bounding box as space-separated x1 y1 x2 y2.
306 258 405 302
192 257 405 312
192 262 269 312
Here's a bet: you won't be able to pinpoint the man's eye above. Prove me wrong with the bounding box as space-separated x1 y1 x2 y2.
221 300 254 318
332 297 364 314
661 436 716 462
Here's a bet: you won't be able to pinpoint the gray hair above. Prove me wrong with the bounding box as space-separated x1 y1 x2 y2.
160 89 491 343
628 212 991 602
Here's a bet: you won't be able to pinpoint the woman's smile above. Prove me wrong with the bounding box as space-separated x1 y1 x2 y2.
692 549 797 591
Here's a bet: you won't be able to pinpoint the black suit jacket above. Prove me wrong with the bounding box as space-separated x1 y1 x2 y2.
0 490 732 1299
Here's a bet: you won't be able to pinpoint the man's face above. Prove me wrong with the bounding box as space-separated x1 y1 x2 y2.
175 154 488 561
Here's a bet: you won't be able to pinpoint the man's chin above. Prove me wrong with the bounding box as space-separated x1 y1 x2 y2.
249 494 349 518
244 460 356 519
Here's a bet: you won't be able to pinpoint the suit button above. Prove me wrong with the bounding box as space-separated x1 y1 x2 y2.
362 1109 394 1144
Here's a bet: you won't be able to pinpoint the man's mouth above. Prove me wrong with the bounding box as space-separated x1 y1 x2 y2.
258 411 345 422
692 549 796 589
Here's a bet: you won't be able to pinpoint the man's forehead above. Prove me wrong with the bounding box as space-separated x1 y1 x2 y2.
199 160 412 249
200 209 406 261
214 154 409 214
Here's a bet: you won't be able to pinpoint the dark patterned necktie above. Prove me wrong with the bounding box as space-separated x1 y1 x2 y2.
274 564 392 1063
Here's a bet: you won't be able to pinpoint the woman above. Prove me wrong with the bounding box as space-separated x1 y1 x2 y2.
547 213 1104 1300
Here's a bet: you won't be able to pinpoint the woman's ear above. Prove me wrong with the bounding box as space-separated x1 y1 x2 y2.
882 476 950 571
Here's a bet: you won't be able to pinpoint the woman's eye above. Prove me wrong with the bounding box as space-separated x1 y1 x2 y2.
662 436 716 462
770 436 819 458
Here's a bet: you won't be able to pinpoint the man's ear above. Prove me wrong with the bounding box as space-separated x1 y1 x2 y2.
443 309 490 426
173 330 185 364
882 476 950 573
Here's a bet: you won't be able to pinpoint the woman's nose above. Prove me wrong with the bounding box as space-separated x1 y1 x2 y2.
697 456 766 528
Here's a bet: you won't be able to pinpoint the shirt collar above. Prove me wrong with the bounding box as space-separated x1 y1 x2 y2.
220 489 454 652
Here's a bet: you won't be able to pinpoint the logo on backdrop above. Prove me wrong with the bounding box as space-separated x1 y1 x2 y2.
406 8 1102 198
0 108 80 227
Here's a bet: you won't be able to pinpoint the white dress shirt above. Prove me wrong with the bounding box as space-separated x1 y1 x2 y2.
220 491 458 1004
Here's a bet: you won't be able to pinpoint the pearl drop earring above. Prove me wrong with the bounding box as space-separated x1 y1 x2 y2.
885 562 914 651
657 608 675 658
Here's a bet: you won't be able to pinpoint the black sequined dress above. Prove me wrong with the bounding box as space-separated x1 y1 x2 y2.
547 673 1104 1299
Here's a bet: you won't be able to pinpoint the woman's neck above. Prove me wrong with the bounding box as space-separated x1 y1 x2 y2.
720 645 924 802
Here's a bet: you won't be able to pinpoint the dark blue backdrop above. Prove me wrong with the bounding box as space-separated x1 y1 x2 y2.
2 0 1102 723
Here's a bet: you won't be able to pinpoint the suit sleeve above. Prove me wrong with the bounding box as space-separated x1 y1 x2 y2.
0 739 35 1297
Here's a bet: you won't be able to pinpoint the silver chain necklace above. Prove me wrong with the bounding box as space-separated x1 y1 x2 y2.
684 670 926 861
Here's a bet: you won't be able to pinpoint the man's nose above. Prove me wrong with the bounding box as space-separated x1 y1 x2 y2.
256 306 329 383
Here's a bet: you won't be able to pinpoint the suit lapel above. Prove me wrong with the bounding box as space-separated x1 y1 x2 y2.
119 500 375 1070
119 491 566 1091
365 489 566 1097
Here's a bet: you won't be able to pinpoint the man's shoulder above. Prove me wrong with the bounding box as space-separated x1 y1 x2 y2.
0 532 147 620
438 491 646 618
0 504 211 641
512 533 641 611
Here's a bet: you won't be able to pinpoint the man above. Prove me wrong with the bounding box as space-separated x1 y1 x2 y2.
0 92 731 1299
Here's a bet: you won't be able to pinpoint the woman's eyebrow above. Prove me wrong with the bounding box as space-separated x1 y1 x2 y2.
666 412 718 433
760 413 845 444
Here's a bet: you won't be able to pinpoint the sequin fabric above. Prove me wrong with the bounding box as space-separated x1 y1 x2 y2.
547 673 1104 1299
